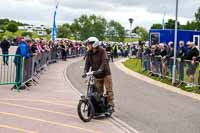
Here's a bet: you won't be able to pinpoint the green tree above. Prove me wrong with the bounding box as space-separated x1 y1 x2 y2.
57 23 72 38
151 24 163 29
135 27 148 41
6 23 18 33
195 7 200 22
107 20 125 42
0 19 9 31
0 19 27 29
71 14 107 40
196 21 200 30
178 21 200 30
46 28 51 35
165 19 180 29
132 26 140 33
0 19 9 26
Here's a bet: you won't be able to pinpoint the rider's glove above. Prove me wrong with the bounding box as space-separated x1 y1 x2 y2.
82 73 87 78
93 69 103 76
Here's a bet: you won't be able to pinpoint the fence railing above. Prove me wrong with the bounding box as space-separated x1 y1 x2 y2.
142 55 200 87
0 54 23 91
0 47 86 91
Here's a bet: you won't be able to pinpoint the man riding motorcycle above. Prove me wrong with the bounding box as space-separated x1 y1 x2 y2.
83 37 114 111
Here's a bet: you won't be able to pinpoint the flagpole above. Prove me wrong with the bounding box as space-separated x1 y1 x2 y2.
162 11 166 30
172 0 179 85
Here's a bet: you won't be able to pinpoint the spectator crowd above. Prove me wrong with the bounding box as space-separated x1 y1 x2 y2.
140 41 200 88
0 36 88 90
2 36 200 90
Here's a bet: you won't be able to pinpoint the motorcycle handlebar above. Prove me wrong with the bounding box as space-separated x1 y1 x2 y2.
86 71 95 76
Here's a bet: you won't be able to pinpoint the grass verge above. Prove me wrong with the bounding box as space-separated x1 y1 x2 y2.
123 58 200 94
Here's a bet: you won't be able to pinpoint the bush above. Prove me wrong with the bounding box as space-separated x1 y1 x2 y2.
6 23 18 33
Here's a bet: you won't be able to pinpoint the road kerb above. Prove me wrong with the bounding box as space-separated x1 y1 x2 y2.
115 58 200 102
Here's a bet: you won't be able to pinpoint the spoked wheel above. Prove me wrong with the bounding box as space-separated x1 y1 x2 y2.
77 99 94 122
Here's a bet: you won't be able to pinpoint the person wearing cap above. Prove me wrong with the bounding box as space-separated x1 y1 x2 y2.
0 36 10 65
12 37 31 89
83 37 114 112
184 41 199 87
177 41 187 82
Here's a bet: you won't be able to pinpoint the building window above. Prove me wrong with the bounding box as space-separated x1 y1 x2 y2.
150 33 160 45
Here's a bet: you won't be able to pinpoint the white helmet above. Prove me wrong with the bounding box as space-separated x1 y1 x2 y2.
86 37 99 48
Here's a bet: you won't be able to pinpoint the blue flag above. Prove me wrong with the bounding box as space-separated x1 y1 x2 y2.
52 1 59 41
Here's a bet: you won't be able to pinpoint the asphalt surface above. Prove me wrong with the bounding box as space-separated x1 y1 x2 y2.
0 59 123 133
67 59 200 133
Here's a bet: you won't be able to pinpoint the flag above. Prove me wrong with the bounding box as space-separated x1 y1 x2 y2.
52 1 59 41
162 12 166 30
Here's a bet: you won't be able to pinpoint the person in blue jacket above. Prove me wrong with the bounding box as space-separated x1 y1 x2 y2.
12 38 30 89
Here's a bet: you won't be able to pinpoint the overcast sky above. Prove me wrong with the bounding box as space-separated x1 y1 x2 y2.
0 0 200 29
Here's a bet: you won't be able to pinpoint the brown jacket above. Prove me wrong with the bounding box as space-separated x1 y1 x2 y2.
84 46 111 79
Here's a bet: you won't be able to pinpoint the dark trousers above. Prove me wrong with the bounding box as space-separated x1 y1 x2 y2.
15 63 21 87
2 51 9 65
179 62 184 81
61 50 66 60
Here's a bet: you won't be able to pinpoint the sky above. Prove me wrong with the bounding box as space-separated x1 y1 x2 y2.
0 0 200 30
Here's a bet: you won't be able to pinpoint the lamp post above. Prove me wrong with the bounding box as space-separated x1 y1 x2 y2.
172 0 179 85
129 18 134 38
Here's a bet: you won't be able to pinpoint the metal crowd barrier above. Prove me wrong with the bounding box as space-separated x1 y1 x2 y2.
22 50 58 86
0 48 86 91
66 47 86 58
23 57 33 83
0 54 23 91
177 60 199 86
47 48 58 64
142 55 200 87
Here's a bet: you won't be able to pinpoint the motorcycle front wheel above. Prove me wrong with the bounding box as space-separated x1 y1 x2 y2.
77 99 94 122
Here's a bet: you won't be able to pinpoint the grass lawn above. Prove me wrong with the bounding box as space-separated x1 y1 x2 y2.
123 58 200 94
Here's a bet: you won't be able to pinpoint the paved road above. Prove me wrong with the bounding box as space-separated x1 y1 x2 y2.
0 59 123 133
67 59 200 133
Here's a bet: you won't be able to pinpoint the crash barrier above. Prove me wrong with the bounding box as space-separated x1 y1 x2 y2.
65 47 86 58
0 55 23 91
0 48 86 91
142 55 200 87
